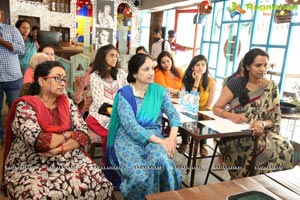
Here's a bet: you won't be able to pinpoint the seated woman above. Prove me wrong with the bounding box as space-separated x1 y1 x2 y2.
85 44 127 166
180 55 216 157
38 44 55 61
213 48 294 179
20 53 50 97
23 52 50 84
106 53 182 200
154 51 183 96
3 61 113 199
73 62 94 119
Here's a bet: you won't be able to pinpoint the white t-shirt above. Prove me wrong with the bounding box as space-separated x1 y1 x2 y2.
151 39 171 60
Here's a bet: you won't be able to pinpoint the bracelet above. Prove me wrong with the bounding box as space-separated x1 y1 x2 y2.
221 110 226 118
62 132 67 143
61 144 64 154
193 86 198 89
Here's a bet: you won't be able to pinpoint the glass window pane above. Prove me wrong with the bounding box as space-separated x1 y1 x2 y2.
208 43 218 68
140 12 151 27
270 23 289 45
139 28 149 48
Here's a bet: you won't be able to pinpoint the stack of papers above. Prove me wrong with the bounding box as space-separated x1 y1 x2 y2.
199 111 250 133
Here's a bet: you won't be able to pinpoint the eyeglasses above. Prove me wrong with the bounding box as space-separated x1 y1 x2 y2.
43 75 68 84
106 54 119 59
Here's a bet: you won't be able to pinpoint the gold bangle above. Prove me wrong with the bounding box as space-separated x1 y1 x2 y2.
221 110 226 118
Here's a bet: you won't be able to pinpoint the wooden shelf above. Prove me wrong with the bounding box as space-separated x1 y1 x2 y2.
50 26 70 42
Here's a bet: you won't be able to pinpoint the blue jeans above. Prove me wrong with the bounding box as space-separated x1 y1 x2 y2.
0 78 23 139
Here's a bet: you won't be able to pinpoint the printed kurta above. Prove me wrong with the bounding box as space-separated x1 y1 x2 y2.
4 99 113 199
114 90 182 200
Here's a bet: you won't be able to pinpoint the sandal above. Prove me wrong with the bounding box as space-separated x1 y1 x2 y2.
178 142 188 154
200 144 208 157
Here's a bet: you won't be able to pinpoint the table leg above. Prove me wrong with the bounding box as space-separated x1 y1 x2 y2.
186 137 194 174
190 139 200 187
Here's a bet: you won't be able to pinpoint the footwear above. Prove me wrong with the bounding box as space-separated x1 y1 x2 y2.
178 142 188 154
200 144 208 157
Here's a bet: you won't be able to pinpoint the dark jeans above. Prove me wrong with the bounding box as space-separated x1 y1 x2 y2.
0 78 23 139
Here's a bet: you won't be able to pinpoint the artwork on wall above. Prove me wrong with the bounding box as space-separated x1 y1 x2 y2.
96 1 114 29
0 10 4 23
70 54 90 93
95 27 113 50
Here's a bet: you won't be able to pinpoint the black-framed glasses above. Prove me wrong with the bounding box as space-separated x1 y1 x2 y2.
43 75 68 84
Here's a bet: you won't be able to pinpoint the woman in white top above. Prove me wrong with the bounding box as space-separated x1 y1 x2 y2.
85 44 127 166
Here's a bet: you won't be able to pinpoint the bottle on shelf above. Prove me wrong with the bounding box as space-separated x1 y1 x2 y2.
51 0 56 11
65 0 70 13
61 0 65 13
56 0 61 12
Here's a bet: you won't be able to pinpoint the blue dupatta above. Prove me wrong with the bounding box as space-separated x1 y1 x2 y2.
105 83 165 186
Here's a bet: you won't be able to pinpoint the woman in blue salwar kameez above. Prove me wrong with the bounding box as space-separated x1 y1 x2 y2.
106 53 182 200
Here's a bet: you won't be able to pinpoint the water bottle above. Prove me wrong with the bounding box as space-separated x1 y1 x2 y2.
179 86 186 106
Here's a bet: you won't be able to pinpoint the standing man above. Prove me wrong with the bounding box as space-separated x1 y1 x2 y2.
167 30 199 56
0 19 25 147
150 28 171 61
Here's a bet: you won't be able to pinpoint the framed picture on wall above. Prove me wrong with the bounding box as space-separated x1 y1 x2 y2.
95 27 113 50
96 0 115 29
0 10 4 23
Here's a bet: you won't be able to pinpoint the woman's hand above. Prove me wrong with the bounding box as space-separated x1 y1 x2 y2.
192 71 201 83
229 113 248 124
164 137 177 157
250 120 265 136
161 139 175 158
38 146 61 157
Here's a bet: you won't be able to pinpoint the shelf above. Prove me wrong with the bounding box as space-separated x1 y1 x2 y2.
49 0 70 13
50 26 70 42
267 71 300 79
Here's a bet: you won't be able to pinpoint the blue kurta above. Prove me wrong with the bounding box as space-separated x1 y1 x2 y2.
114 90 182 200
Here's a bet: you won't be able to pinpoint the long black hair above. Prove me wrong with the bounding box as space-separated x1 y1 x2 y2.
183 55 210 92
92 44 120 80
15 19 35 43
242 48 269 80
156 51 181 79
238 48 269 106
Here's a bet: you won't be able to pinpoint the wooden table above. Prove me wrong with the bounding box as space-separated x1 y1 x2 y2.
145 166 300 200
178 110 253 187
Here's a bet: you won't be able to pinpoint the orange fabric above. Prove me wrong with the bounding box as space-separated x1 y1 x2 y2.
154 68 183 91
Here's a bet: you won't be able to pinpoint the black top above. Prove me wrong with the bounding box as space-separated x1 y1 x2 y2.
226 76 248 98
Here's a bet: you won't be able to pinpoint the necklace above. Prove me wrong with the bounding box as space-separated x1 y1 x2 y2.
131 84 147 98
